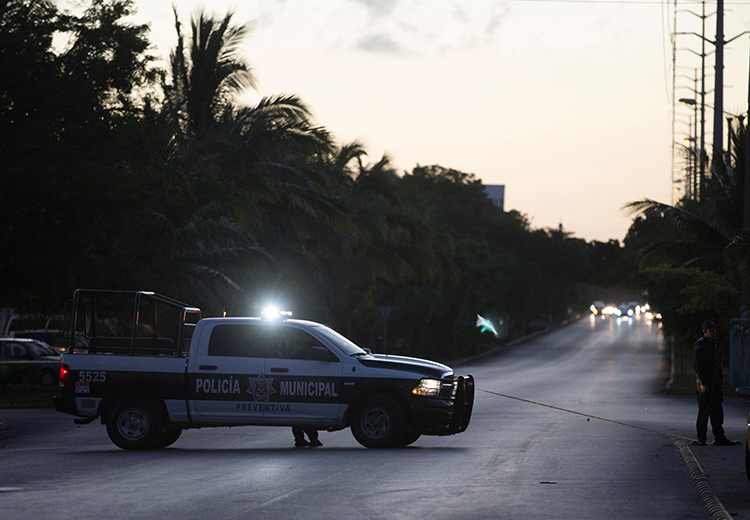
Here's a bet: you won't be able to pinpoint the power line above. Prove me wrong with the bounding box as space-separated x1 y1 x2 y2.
498 0 750 4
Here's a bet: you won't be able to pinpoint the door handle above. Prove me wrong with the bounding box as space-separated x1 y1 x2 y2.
199 365 217 370
270 367 289 373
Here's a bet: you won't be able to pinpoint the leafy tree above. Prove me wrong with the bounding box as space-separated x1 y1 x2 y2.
0 0 159 310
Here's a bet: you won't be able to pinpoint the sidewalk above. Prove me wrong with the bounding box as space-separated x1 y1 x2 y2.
678 394 750 519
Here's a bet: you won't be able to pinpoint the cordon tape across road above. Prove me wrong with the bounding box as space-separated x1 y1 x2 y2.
477 388 697 442
478 388 743 520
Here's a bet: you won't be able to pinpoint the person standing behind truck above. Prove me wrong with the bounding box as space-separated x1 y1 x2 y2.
289 339 323 448
693 320 735 446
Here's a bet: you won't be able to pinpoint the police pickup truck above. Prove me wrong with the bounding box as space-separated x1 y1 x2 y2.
54 290 474 450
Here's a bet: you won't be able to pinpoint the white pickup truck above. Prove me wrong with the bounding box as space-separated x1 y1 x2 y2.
54 290 474 450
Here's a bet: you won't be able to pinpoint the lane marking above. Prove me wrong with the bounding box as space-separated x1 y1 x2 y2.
477 388 697 442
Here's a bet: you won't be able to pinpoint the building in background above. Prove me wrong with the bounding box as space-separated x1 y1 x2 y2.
483 185 505 211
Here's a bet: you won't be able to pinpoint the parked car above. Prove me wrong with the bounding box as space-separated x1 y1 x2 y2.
0 338 61 386
2 314 68 353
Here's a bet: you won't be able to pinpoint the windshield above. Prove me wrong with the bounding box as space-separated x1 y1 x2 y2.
310 325 368 356
27 341 59 357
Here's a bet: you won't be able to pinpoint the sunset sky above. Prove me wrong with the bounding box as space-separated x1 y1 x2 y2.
121 0 750 243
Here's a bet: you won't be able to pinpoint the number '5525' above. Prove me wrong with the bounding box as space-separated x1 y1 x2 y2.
78 371 106 382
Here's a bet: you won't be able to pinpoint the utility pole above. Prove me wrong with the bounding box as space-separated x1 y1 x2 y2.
713 0 725 173
676 0 709 199
744 37 750 311
700 0 707 197
671 0 678 203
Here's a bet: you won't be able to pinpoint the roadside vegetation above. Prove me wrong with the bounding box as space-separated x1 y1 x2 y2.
1 0 641 361
624 116 749 391
625 119 748 348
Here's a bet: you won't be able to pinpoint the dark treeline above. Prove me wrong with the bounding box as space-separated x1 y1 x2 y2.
0 0 633 361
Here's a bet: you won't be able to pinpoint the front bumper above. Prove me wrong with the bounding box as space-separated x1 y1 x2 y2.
444 375 474 435
411 374 475 436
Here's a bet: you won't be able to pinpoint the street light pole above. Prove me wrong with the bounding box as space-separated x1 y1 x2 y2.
679 95 700 198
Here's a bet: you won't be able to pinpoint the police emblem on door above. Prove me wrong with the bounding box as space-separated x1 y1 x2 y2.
246 374 276 401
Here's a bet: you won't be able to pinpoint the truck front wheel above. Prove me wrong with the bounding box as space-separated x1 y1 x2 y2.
396 428 421 447
157 427 183 448
106 399 164 450
351 396 405 448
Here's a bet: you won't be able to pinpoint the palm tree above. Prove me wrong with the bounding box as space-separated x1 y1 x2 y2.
166 7 256 139
625 116 747 274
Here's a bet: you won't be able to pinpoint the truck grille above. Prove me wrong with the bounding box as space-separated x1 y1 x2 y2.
440 377 457 399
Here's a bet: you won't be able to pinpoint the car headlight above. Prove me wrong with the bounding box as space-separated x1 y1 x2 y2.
412 378 442 397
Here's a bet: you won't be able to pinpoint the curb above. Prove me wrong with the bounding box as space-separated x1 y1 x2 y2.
674 440 732 520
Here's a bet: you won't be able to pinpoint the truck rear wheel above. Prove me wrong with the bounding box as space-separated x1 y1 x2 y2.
106 399 164 450
351 395 405 448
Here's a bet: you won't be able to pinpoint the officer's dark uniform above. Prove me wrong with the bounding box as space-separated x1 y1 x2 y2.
693 320 731 445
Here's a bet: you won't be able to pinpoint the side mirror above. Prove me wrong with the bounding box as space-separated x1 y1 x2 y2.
735 386 750 398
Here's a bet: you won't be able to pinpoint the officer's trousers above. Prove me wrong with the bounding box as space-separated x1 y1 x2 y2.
696 386 725 442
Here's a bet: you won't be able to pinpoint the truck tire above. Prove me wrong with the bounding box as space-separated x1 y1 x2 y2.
157 427 183 448
351 395 405 448
106 398 164 450
396 428 421 447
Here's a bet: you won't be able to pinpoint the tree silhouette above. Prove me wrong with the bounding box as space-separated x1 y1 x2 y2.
167 7 256 139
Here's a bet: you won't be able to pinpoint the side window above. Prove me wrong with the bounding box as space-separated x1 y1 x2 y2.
278 328 336 361
8 342 29 360
0 341 8 359
207 324 274 358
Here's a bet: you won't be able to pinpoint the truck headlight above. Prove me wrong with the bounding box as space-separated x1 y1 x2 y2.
412 378 442 397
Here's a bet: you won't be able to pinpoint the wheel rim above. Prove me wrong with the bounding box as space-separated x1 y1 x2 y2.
117 408 150 441
39 373 55 386
360 406 390 439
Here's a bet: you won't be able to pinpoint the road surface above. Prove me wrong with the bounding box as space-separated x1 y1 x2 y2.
1 314 747 519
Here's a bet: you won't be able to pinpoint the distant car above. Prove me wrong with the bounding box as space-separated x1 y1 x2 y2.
736 386 750 481
0 338 61 386
590 301 606 315
616 303 635 320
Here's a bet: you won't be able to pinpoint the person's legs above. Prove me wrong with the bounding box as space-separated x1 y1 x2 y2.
293 426 309 447
306 428 322 447
708 388 727 441
696 391 710 443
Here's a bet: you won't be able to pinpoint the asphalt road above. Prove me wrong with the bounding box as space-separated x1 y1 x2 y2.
1 314 748 519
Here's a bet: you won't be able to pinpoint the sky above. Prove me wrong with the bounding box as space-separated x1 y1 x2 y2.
113 0 750 243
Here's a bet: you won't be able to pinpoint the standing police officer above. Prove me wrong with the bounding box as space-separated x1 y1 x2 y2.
693 320 734 446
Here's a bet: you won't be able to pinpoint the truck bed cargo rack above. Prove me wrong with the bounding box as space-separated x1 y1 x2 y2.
65 289 202 357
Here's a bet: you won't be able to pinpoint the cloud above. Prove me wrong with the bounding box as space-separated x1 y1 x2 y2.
249 0 510 55
356 32 404 54
352 0 398 19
